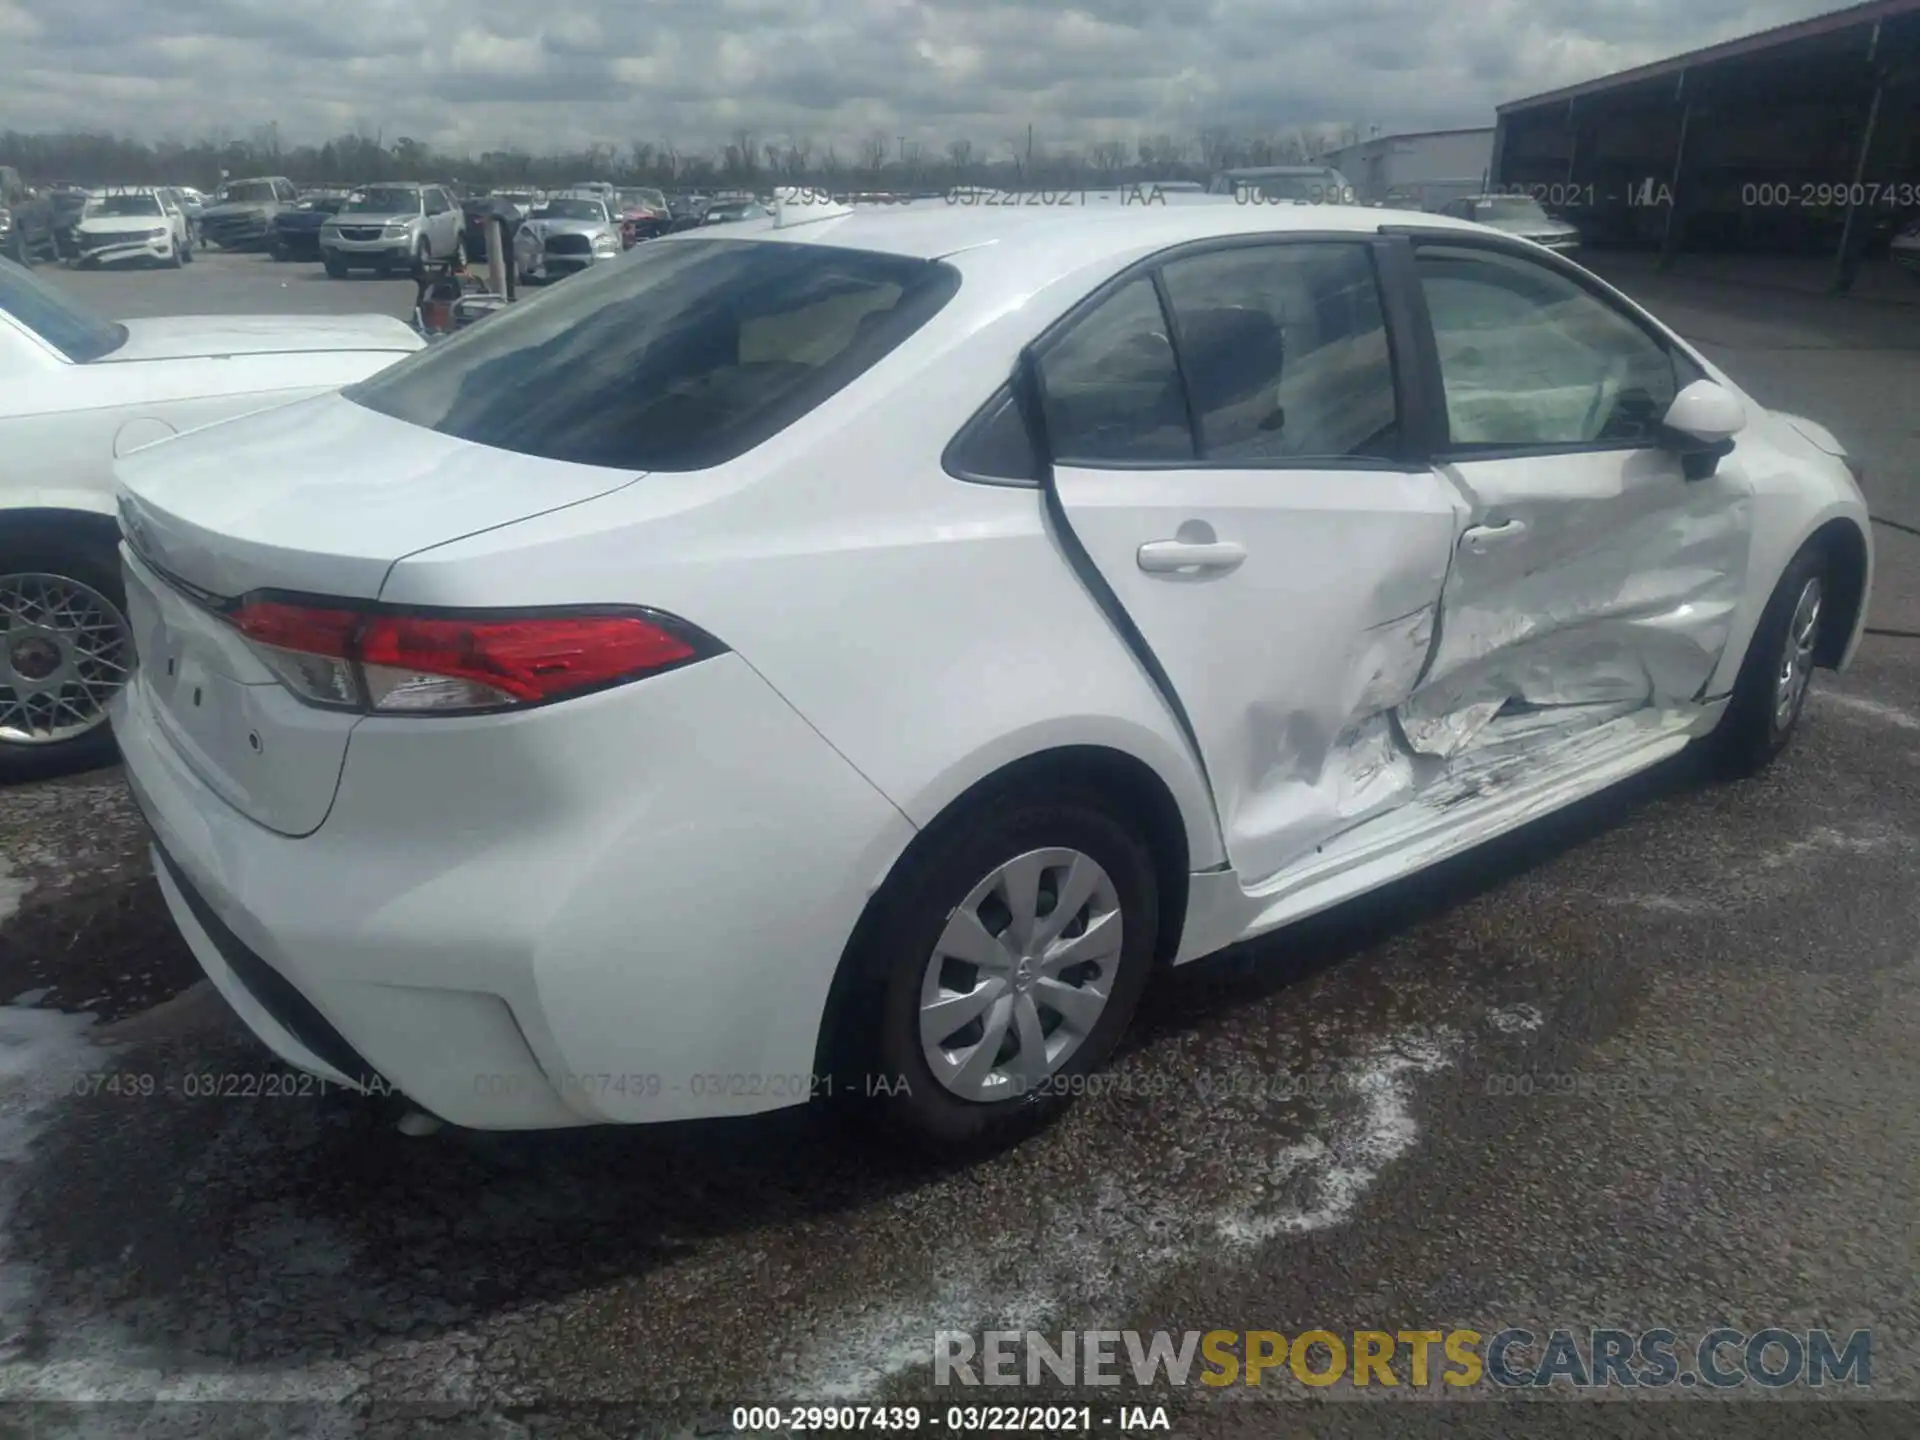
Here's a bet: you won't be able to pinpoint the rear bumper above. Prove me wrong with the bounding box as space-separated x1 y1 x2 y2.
111 649 915 1130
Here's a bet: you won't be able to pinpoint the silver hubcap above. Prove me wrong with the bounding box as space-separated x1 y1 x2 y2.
1773 576 1822 730
0 573 132 745
918 847 1123 1103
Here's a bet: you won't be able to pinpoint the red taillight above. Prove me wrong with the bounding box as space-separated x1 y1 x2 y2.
234 600 361 656
358 613 697 702
223 596 719 714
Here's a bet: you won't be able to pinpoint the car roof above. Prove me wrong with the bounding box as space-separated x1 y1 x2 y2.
703 197 1480 263
1215 165 1345 176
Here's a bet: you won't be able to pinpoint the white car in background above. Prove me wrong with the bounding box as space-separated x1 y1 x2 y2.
0 255 423 780
112 200 1869 1154
73 188 194 268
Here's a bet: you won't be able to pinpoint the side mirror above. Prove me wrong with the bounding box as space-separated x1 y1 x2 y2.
1660 378 1746 479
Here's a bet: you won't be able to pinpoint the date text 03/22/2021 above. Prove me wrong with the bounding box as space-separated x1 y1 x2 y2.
729 1404 1173 1432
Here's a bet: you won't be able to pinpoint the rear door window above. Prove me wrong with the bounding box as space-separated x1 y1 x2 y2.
1036 277 1195 464
1158 242 1398 461
346 238 960 470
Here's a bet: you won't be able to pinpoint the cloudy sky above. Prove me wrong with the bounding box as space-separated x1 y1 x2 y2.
0 0 1856 157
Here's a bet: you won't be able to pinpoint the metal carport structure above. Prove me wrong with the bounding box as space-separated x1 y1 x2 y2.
1492 0 1920 290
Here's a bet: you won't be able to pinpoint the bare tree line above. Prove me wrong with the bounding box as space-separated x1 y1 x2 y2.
0 122 1367 192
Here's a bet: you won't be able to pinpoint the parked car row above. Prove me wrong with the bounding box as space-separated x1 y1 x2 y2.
0 252 423 778
2 171 211 269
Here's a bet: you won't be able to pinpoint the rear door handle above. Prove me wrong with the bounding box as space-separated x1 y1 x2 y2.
1461 519 1528 549
1137 539 1247 574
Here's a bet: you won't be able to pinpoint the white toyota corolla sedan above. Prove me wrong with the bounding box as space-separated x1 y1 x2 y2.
111 196 1871 1151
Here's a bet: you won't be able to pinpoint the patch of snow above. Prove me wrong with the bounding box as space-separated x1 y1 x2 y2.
1753 823 1909 870
1814 690 1920 732
1485 1004 1545 1035
1607 822 1913 916
0 860 30 926
0 1005 103 1349
1213 1027 1459 1243
789 1027 1467 1401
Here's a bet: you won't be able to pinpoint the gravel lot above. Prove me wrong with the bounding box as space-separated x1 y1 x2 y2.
40 246 423 322
2 247 1918 1438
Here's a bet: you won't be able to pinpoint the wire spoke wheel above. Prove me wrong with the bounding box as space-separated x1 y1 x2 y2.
0 572 133 746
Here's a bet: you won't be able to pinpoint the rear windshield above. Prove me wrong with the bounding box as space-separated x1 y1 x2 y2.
88 193 163 216
533 198 606 221
345 237 961 471
343 187 421 214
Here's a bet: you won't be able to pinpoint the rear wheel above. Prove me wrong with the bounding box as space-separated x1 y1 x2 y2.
0 538 133 784
1706 544 1828 777
830 786 1159 1154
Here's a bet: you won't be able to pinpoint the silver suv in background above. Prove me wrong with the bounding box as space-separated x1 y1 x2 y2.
320 183 465 277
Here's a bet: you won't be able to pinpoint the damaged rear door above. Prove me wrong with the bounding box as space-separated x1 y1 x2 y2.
1396 239 1754 758
1038 237 1463 885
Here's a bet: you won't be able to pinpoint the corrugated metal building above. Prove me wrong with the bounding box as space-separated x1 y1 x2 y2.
1321 127 1495 209
1492 0 1920 290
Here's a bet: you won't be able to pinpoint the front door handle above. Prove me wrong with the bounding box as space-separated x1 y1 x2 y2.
1461 519 1528 550
1137 539 1247 574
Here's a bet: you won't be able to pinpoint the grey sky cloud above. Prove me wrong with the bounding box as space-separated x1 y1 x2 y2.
0 0 1850 156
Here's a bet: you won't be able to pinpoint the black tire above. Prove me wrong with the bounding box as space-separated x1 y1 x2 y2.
1706 543 1828 778
828 784 1160 1155
5 229 29 266
412 239 430 278
0 534 131 785
324 256 347 278
451 233 467 267
269 240 288 262
166 238 184 268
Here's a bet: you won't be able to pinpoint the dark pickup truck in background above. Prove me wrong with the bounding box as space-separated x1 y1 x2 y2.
0 166 58 264
199 175 300 249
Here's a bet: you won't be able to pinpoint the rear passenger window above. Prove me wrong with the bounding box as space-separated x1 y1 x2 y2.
1159 243 1398 462
1037 278 1195 465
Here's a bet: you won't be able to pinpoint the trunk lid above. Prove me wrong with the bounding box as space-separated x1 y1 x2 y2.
107 314 422 363
115 391 645 835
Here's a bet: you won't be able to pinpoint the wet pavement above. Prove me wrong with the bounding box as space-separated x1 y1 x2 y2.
2 264 1917 1438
